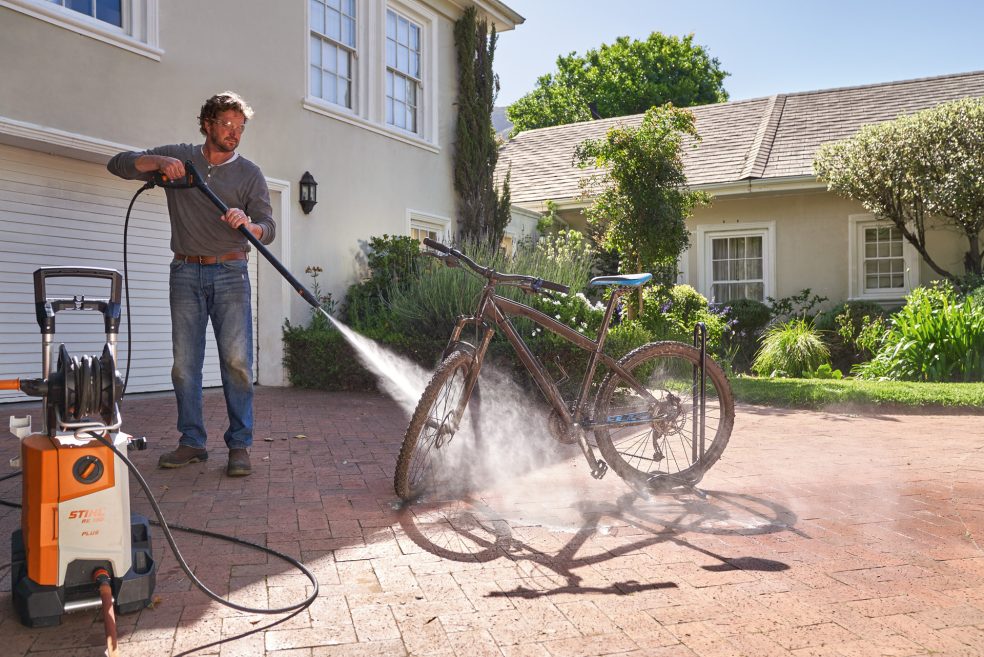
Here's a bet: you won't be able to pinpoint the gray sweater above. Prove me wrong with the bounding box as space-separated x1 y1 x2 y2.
107 144 276 256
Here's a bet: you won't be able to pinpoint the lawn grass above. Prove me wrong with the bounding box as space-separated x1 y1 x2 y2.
729 375 984 412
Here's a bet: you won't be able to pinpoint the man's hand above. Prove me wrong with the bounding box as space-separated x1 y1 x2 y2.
136 155 184 181
222 208 262 239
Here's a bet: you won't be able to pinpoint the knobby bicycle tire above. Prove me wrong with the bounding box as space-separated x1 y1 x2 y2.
394 350 476 501
593 341 735 493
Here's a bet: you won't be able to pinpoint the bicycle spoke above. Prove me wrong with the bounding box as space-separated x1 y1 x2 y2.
594 342 734 492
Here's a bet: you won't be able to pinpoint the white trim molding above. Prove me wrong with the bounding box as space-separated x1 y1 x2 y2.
696 220 776 303
407 208 451 240
847 213 919 302
0 114 137 162
0 0 162 60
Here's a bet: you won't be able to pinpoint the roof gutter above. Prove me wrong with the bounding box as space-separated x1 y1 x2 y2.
512 175 830 212
443 0 524 30
692 175 827 197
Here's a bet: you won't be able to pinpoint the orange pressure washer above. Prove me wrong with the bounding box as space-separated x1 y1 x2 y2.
4 266 155 628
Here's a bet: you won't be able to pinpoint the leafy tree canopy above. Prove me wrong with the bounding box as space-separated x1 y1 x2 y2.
814 98 984 283
575 104 709 288
506 32 728 135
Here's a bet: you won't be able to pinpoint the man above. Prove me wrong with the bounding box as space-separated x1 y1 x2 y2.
108 91 275 477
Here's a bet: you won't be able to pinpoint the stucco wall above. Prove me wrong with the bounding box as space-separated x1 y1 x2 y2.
1 0 509 385
0 1 471 315
553 189 964 306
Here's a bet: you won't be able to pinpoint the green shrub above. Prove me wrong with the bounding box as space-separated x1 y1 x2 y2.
814 300 885 333
282 324 378 391
813 300 889 372
722 298 771 372
752 318 831 378
638 285 730 353
342 234 426 333
387 231 597 350
766 288 828 322
854 282 984 382
802 363 843 379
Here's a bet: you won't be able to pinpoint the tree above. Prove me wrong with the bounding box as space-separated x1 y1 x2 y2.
815 98 984 285
454 6 510 246
506 32 728 135
575 105 709 316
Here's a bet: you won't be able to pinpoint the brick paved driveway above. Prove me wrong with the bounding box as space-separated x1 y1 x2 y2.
1 387 982 656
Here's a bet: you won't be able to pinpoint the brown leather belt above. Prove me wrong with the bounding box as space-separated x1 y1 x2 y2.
173 251 248 265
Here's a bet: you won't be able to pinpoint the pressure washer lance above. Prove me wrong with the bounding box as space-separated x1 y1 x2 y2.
149 160 322 310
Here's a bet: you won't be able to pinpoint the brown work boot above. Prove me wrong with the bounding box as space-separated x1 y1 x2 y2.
158 445 208 469
226 448 252 477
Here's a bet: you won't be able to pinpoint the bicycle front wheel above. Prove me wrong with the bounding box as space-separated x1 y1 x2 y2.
395 350 477 501
594 341 735 493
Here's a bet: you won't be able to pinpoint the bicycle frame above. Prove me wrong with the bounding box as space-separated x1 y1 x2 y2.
446 279 661 477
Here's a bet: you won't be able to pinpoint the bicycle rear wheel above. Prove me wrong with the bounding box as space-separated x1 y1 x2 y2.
593 341 734 493
395 350 477 501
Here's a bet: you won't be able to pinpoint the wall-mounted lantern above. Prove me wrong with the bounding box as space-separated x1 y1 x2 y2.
299 171 318 214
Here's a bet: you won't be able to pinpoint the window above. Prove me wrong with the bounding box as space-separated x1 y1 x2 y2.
310 0 356 108
863 226 904 290
710 235 764 302
697 222 775 304
3 0 159 58
849 215 918 300
47 0 121 25
302 0 438 149
385 8 421 133
500 233 515 258
409 211 449 247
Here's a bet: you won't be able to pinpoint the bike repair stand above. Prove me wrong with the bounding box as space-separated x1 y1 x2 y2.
688 322 709 500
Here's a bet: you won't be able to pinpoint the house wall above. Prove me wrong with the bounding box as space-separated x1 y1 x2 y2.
0 0 517 392
688 190 964 306
552 190 964 307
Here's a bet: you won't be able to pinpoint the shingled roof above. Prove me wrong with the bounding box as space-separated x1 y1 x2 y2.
498 70 984 208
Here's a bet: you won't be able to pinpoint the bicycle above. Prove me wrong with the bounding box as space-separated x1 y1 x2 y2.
394 238 735 501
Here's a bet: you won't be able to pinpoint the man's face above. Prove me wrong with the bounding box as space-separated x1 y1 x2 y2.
204 109 247 153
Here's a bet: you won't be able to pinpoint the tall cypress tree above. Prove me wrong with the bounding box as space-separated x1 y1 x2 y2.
454 6 510 247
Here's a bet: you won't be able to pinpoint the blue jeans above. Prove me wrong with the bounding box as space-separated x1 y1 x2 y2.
169 259 253 450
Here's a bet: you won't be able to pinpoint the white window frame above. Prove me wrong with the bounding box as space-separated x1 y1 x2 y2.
308 0 358 110
385 6 422 134
0 0 161 60
302 0 439 152
408 209 450 245
848 214 919 301
696 221 776 303
500 228 517 258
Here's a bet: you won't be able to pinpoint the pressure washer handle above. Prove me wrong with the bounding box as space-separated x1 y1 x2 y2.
33 267 124 335
182 160 321 309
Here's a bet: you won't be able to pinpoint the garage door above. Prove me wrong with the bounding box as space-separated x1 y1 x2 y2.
0 143 259 403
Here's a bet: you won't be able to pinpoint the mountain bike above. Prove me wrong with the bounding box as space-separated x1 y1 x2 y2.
394 239 735 501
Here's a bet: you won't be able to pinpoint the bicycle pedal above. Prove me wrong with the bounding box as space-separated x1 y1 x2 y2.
590 460 608 480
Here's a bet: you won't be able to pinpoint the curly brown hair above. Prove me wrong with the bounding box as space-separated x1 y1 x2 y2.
198 91 254 136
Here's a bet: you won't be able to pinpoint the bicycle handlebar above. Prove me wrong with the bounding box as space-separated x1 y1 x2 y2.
422 238 570 295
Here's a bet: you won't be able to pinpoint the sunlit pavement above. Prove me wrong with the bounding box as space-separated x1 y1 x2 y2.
1 387 983 656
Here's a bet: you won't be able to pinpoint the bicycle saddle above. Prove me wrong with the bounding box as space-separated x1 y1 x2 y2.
589 273 652 287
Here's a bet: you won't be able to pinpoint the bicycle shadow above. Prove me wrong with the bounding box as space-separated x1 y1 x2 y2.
396 487 796 599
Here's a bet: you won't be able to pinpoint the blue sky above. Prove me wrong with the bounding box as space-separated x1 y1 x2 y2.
494 0 984 106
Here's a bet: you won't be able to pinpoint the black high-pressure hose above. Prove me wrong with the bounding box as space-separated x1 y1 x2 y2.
0 164 330 651
0 452 319 655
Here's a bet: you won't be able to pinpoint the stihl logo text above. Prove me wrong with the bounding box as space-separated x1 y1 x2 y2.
68 509 106 524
